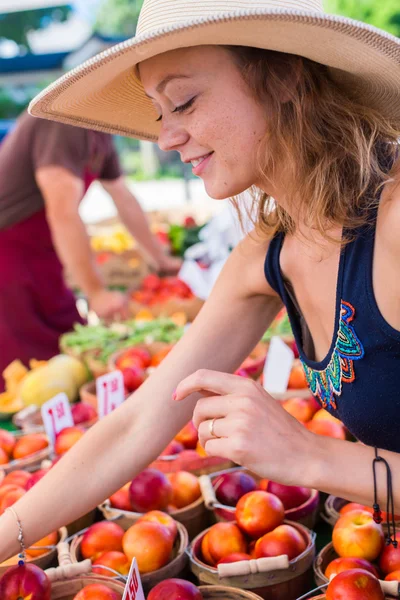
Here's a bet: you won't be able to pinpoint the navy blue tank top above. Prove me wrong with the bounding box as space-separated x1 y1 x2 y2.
265 210 400 453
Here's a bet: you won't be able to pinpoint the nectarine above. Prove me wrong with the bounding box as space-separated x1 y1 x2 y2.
333 510 384 562
80 522 124 560
235 491 285 538
122 521 173 573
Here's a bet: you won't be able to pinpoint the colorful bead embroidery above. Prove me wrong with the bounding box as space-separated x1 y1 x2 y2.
301 301 364 410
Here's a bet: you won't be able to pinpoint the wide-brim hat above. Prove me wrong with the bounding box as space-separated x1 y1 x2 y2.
29 0 400 141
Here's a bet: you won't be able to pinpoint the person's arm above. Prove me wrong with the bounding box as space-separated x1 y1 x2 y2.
101 177 182 273
0 232 281 561
36 166 128 319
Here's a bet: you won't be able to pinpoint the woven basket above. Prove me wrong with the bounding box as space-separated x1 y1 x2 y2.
199 585 264 600
13 405 97 434
51 574 125 599
190 520 316 600
323 495 400 536
2 432 51 474
205 467 319 530
70 518 189 593
100 493 209 541
313 542 338 587
0 527 67 575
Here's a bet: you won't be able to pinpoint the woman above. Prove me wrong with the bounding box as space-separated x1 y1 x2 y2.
1 0 400 559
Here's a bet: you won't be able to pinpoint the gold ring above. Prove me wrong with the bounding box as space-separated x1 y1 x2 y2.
209 417 217 438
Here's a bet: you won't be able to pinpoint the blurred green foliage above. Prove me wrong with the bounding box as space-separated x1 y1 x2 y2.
325 0 400 37
95 0 142 38
0 6 72 49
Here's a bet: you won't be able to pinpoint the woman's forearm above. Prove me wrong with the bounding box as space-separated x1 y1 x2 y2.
309 434 400 512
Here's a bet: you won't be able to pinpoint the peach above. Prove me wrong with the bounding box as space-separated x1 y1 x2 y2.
54 427 84 456
235 491 285 538
333 510 384 561
129 468 172 512
306 419 346 440
312 408 343 424
0 487 25 514
385 570 400 581
281 397 317 423
254 524 307 561
202 523 247 565
379 543 400 575
26 532 58 558
217 552 252 565
80 522 125 560
160 441 184 457
213 471 257 507
13 434 48 460
25 469 49 491
71 402 97 425
325 557 379 579
148 579 202 600
326 569 384 600
258 479 269 492
92 551 130 576
0 447 9 464
0 429 16 456
136 510 178 543
174 421 198 449
2 471 33 490
109 483 132 512
168 471 201 508
0 484 24 504
266 481 311 510
340 503 374 516
73 584 122 600
200 531 214 565
287 364 308 389
0 563 51 600
122 521 173 573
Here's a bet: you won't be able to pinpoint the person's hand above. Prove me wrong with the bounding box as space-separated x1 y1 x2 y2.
157 254 183 275
174 370 316 485
88 289 129 321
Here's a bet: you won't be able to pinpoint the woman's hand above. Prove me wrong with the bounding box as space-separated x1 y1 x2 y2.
175 369 318 485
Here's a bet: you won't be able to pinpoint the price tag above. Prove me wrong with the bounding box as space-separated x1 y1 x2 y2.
123 558 145 600
96 371 125 419
263 336 295 394
41 394 74 446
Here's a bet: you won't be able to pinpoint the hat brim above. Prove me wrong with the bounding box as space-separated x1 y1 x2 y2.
29 10 400 141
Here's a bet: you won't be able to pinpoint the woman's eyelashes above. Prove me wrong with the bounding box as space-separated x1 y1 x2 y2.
156 96 196 122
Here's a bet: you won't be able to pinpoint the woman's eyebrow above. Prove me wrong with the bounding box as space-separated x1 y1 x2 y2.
144 74 191 98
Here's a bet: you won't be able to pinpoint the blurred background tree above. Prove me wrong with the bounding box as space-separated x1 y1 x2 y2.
325 0 400 37
0 6 72 51
95 0 142 37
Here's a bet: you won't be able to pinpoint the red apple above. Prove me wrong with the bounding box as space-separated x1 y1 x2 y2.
129 468 173 512
214 471 257 507
266 481 311 510
71 402 97 425
326 569 384 600
147 579 202 600
121 366 145 393
254 524 307 561
379 543 400 575
0 564 51 600
333 510 384 562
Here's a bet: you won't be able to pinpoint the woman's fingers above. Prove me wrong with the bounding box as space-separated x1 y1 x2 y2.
192 394 240 430
175 369 261 401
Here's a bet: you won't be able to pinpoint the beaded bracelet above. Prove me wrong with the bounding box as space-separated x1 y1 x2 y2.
372 447 397 547
5 506 26 565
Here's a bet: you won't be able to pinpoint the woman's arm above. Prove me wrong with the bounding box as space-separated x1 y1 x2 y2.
0 232 282 562
175 370 400 512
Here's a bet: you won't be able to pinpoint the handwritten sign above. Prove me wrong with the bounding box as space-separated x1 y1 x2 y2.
41 394 74 445
263 336 295 394
123 558 145 600
96 371 125 419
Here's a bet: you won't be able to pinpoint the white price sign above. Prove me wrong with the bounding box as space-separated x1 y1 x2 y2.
123 558 145 600
263 336 295 394
41 393 74 446
96 371 125 419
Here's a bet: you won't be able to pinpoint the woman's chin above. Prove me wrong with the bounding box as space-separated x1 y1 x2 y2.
203 180 249 200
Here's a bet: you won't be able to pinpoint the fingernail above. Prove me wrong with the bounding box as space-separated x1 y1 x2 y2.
172 389 177 401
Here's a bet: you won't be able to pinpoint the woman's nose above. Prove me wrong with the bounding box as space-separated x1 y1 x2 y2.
157 120 189 153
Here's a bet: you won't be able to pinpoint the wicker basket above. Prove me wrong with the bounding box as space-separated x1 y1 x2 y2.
313 542 338 587
323 495 400 536
2 432 51 474
100 493 208 541
51 574 126 599
0 527 67 575
13 405 97 434
204 467 319 530
150 453 234 478
190 520 316 600
70 518 189 593
199 585 264 600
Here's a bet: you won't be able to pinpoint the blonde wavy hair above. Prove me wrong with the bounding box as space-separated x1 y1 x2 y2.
227 46 400 241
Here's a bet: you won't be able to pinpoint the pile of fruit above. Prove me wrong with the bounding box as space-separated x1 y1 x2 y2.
131 275 195 306
199 489 307 566
280 394 347 440
0 429 49 469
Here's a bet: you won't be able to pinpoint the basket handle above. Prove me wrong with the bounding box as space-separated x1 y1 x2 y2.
45 541 92 582
380 579 399 597
199 474 217 509
217 555 289 578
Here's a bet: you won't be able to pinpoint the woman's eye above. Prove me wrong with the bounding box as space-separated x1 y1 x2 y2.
173 96 196 115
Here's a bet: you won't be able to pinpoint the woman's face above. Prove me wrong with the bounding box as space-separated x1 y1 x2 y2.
139 46 268 199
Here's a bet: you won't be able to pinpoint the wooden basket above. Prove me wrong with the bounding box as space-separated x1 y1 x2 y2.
189 520 316 600
70 518 189 593
323 495 400 536
204 467 320 530
313 542 338 587
2 432 51 474
199 584 264 600
100 493 209 541
13 405 97 434
0 527 67 575
51 574 125 599
150 453 234 478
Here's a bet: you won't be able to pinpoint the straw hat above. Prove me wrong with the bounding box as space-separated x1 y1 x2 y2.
29 0 400 141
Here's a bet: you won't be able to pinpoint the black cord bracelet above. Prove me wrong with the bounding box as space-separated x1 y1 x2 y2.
373 447 397 547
